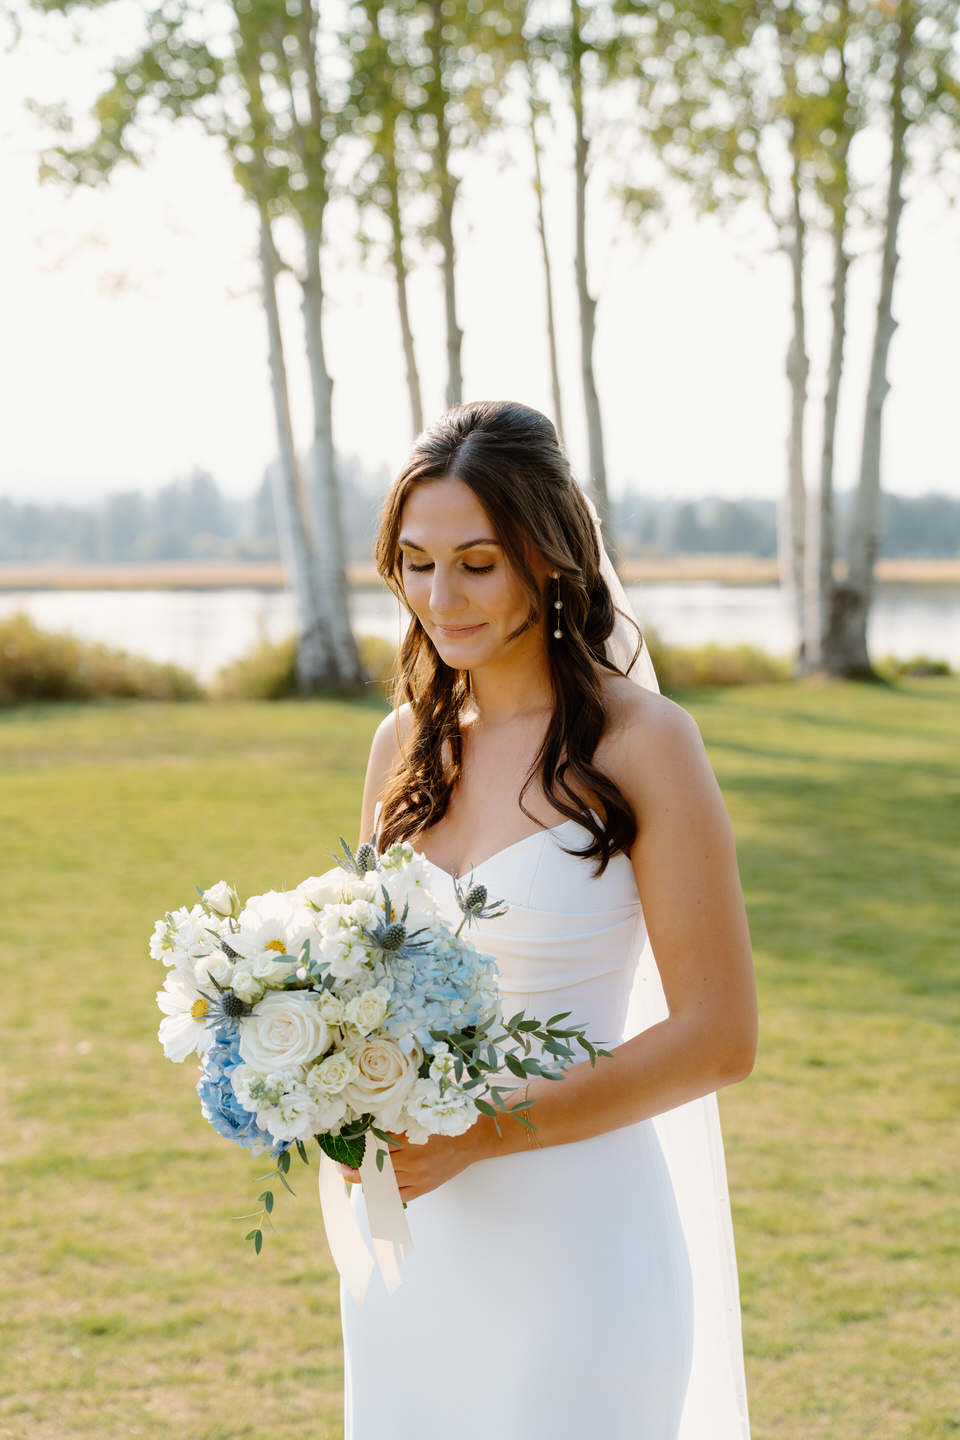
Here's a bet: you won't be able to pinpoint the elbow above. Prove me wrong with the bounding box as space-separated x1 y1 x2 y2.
716 1032 757 1087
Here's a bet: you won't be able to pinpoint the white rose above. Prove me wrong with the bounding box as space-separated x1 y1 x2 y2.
297 869 354 910
317 994 345 1025
342 1036 422 1128
250 954 291 985
238 991 331 1070
231 967 265 1004
308 1049 359 1095
203 881 240 918
193 952 234 988
344 987 391 1036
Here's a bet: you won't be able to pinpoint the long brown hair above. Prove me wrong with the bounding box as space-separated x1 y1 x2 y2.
375 400 642 873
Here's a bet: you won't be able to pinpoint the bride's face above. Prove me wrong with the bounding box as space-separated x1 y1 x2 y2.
398 475 544 671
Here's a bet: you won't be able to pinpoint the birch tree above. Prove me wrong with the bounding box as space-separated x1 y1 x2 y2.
823 0 960 676
526 62 566 441
528 2 620 533
630 1 826 659
802 8 857 669
343 0 425 437
33 0 363 687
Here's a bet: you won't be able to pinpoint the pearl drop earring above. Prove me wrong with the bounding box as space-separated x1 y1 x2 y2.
552 571 563 639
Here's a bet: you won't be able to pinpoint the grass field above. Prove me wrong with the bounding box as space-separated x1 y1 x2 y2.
1 681 958 1440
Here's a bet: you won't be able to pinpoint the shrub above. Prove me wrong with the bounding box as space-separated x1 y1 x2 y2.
212 633 397 700
212 636 299 700
0 612 202 705
643 628 790 689
876 655 952 680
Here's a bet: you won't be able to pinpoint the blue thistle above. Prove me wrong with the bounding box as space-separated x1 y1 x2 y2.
334 835 381 877
452 874 508 934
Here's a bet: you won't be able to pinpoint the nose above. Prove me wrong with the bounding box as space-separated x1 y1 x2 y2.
429 564 467 616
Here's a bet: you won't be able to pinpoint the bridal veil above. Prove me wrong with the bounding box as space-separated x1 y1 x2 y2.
595 499 751 1439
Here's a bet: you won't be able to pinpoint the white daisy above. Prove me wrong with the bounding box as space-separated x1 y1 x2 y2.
156 970 217 1062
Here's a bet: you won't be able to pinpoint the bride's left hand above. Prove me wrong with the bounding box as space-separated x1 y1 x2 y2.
340 1128 482 1202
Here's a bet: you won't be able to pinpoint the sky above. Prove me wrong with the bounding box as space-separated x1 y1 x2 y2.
1 5 959 506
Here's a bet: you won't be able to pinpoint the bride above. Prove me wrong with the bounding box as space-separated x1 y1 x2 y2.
339 399 757 1439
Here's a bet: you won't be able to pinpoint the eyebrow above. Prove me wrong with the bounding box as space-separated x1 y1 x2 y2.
398 536 501 553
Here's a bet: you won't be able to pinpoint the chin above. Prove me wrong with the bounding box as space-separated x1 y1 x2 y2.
428 629 497 668
433 640 493 669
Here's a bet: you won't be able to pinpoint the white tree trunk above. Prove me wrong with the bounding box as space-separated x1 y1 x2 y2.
300 226 364 686
436 136 463 407
571 3 613 549
257 212 330 690
782 159 808 669
428 2 463 408
824 18 910 678
387 164 424 438
804 214 849 668
529 91 565 442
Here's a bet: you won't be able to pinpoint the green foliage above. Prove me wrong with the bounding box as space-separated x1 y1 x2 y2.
0 611 202 705
643 628 791 690
212 634 299 700
212 633 396 700
876 654 953 679
316 1129 367 1171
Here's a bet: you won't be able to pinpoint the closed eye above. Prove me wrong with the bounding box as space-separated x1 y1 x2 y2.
403 560 495 575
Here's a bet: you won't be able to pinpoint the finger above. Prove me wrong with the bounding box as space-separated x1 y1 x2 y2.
340 1164 361 1183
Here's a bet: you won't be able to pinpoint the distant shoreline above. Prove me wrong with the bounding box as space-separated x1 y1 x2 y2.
0 557 958 591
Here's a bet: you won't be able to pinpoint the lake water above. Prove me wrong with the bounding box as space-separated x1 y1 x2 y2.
1 583 957 682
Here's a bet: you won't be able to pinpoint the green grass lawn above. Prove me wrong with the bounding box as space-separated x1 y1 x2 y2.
1 681 958 1440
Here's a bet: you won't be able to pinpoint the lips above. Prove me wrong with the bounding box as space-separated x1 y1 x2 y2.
434 622 486 636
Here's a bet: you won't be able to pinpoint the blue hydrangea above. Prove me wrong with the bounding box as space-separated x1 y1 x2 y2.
196 1028 287 1157
364 933 499 1052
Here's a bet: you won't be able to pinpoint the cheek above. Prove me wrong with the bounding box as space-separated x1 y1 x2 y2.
400 572 430 612
494 570 532 621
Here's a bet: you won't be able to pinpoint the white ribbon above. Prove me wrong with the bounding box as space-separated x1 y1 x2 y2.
317 1142 415 1305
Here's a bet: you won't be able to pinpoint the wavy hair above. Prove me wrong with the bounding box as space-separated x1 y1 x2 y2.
375 400 642 873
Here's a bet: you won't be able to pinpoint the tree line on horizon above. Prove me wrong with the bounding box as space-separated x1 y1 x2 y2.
4 475 960 567
20 0 960 684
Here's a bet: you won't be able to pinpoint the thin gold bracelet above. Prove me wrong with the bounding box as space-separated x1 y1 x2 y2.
520 1082 543 1151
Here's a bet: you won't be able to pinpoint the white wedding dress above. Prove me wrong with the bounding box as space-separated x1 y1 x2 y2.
341 818 751 1439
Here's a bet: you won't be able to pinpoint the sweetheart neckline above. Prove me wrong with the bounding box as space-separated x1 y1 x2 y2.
418 817 589 882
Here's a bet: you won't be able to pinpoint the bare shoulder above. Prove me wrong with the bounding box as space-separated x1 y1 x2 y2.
368 703 413 769
600 672 704 760
597 673 716 810
360 704 413 842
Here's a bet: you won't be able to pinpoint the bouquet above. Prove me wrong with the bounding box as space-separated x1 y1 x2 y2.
152 838 605 1258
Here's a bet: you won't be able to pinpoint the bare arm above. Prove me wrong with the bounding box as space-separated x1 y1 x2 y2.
358 707 410 846
487 694 757 1145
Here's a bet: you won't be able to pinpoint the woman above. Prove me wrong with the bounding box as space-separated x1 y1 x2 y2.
341 400 757 1439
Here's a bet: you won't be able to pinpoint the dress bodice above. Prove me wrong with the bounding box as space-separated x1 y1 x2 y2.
423 818 647 1052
